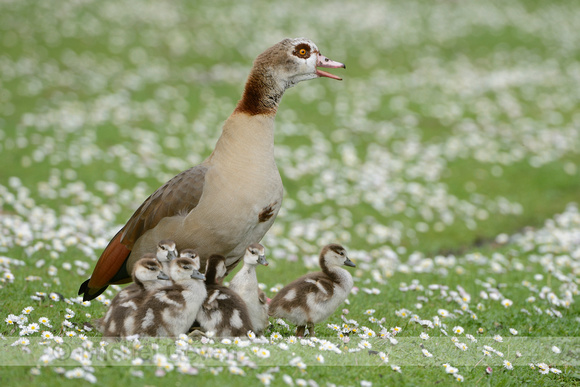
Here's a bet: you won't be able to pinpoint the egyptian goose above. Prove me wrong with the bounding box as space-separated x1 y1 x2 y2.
78 38 345 301
97 255 167 338
228 243 269 334
156 239 177 286
268 244 355 337
196 254 254 337
129 256 206 338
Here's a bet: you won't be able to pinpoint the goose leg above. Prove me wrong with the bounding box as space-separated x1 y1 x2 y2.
296 325 306 337
307 322 315 337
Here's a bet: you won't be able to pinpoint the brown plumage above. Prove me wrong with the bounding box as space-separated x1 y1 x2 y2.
196 255 254 337
78 38 345 301
129 256 206 338
96 254 166 338
269 244 355 337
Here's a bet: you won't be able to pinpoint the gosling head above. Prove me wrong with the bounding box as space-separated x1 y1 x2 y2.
319 243 355 269
156 239 177 263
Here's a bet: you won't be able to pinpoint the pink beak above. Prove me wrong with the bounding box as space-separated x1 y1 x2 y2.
316 53 346 80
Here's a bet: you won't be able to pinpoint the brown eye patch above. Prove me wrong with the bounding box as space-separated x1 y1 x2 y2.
293 43 311 59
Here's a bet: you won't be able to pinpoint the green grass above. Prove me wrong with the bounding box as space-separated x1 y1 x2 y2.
1 0 580 385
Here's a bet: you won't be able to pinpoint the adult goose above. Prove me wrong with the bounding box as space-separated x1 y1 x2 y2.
79 38 344 301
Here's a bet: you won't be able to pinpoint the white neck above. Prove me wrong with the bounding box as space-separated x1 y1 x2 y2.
209 113 276 169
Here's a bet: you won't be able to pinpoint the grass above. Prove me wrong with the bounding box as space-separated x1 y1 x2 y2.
1 0 580 385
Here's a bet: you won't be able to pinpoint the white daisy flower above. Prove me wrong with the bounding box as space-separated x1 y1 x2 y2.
503 360 513 370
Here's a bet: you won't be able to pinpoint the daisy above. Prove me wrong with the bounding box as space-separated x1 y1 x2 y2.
438 309 449 317
269 332 282 342
358 340 372 349
316 354 324 363
422 349 433 357
501 299 513 308
509 328 518 335
22 306 34 314
257 373 273 385
455 342 468 351
5 314 17 325
41 331 54 340
38 317 52 327
27 323 40 333
378 352 388 362
503 360 513 370
420 332 429 340
452 326 464 335
551 346 561 354
391 365 401 373
537 363 549 374
455 374 464 382
550 368 562 374
493 335 503 342
256 348 270 359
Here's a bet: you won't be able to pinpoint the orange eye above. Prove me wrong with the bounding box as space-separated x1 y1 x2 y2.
299 48 307 56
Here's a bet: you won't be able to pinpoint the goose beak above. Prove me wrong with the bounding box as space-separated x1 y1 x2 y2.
168 250 177 261
157 271 170 280
191 270 205 281
258 255 269 266
316 53 346 80
344 257 356 267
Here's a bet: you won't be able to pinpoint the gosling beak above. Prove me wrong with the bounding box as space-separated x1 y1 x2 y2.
344 257 356 267
157 271 170 280
191 270 205 281
316 53 346 80
258 255 269 266
167 250 177 261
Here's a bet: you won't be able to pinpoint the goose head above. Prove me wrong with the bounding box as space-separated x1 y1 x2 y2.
244 243 268 266
236 38 345 115
132 255 166 284
169 257 205 282
156 239 177 263
319 243 355 269
256 37 345 89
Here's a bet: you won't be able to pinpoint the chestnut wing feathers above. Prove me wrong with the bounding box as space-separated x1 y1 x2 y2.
121 165 208 246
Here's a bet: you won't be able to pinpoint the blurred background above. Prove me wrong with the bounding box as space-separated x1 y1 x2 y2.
1 0 579 264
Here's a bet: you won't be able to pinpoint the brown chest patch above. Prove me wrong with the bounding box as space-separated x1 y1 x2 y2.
258 202 277 223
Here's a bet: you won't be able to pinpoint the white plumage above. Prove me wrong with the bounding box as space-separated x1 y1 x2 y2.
228 243 269 334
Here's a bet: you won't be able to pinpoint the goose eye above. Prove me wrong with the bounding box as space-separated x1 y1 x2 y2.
299 48 307 56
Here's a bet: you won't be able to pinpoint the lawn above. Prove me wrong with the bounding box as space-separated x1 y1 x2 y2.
1 0 580 385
